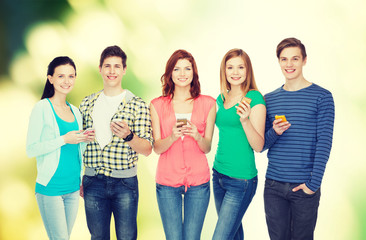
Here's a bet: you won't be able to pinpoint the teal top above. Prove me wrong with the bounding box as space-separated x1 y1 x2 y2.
35 99 81 196
213 90 266 179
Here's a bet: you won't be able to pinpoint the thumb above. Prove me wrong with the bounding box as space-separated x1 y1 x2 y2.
292 186 300 192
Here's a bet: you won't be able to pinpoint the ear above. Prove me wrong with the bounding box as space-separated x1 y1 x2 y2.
47 75 53 84
122 66 127 75
303 57 307 66
99 66 102 73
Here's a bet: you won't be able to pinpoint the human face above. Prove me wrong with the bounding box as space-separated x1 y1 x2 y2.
279 47 307 81
99 56 126 89
225 56 246 87
172 59 193 89
48 64 76 96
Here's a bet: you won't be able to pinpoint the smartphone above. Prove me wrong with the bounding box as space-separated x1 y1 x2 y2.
83 128 95 135
176 119 187 128
275 115 287 122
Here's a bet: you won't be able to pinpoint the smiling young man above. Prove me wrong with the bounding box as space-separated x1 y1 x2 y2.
79 45 152 240
262 38 335 240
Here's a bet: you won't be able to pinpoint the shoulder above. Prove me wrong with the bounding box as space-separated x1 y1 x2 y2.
151 96 169 106
197 94 216 105
32 99 50 111
216 94 224 104
247 90 263 99
310 84 333 96
309 84 334 106
80 90 102 105
264 86 282 99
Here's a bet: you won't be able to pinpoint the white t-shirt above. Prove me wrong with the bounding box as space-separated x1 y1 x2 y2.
93 91 126 149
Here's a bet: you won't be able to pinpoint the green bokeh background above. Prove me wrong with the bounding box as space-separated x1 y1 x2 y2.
0 0 365 239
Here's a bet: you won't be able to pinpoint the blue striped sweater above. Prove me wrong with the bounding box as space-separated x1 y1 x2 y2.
263 83 334 192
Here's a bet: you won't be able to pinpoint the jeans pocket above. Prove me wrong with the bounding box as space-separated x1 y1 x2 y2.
82 175 94 190
265 179 276 188
300 189 317 197
120 176 138 190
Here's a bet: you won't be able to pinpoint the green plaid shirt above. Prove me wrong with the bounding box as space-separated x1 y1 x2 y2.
79 90 152 176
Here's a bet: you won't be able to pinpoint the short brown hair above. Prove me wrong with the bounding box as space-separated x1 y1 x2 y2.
220 49 258 100
161 49 200 99
99 45 127 68
276 38 307 59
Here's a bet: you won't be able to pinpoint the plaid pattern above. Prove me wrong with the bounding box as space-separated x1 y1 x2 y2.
79 90 152 176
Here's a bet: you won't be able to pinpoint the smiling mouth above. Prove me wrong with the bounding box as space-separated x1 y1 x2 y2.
108 76 117 80
178 78 188 82
231 77 241 80
285 69 295 73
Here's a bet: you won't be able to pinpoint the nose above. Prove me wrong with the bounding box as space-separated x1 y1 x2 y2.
110 66 115 74
233 67 239 74
286 60 293 67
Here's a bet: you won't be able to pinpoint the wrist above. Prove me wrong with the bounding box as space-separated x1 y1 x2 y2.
123 131 134 142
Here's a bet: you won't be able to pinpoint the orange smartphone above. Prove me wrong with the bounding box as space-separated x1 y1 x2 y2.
275 115 287 122
241 97 252 105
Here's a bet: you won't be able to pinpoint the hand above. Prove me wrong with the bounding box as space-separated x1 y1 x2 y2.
80 184 84 198
110 120 131 139
170 121 184 142
292 183 315 195
236 101 251 123
84 131 96 142
182 120 202 142
63 130 88 144
272 119 291 135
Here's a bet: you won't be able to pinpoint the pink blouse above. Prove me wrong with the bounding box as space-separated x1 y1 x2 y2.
151 95 216 189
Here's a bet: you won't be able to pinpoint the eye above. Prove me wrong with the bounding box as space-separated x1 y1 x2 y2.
185 67 192 71
227 66 232 70
173 68 179 71
240 66 244 69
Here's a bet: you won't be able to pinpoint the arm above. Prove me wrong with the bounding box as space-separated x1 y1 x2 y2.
111 101 152 156
184 104 216 154
305 92 335 192
150 103 182 154
26 102 88 158
26 103 65 157
261 113 291 152
236 101 266 152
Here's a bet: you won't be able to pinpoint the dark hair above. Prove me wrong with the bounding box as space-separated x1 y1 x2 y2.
276 37 307 59
41 56 76 99
99 45 127 68
161 49 200 99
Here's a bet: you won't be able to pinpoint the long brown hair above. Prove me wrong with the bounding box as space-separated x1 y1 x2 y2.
161 49 200 99
220 48 258 100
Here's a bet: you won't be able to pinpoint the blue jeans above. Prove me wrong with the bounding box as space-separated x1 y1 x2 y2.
264 179 321 240
156 181 210 240
83 175 139 240
36 190 79 240
212 169 257 240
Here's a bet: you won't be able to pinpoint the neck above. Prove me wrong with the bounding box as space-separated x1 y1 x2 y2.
49 93 67 107
104 87 124 97
228 85 243 97
283 77 311 91
173 86 192 101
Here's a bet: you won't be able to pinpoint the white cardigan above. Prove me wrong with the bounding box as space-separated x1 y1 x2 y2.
26 99 85 186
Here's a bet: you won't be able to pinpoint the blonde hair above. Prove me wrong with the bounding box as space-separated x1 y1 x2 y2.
220 49 258 100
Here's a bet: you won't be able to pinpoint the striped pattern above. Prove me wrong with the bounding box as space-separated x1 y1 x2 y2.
263 84 334 192
79 90 152 176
